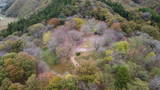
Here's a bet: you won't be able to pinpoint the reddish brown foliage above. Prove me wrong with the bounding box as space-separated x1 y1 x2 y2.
47 18 60 26
111 22 121 31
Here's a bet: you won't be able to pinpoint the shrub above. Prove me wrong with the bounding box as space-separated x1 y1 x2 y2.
128 36 144 49
126 61 141 78
136 70 149 81
95 21 107 35
81 19 107 35
55 44 72 58
43 31 52 44
47 18 60 26
121 21 138 35
144 52 156 70
149 77 160 90
145 52 156 61
94 30 124 52
111 22 121 31
47 74 77 90
140 25 160 40
91 5 109 20
113 41 129 54
28 23 45 32
28 23 45 38
68 30 83 44
48 29 83 58
72 18 86 29
23 41 42 58
150 67 160 77
104 50 113 62
0 39 25 53
81 19 98 34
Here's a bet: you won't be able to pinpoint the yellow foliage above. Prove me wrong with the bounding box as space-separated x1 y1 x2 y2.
72 18 85 29
65 74 73 79
147 52 156 57
47 76 63 89
28 23 45 32
104 56 113 62
145 52 156 60
49 76 62 84
105 50 113 56
104 50 113 62
43 31 52 44
114 41 129 53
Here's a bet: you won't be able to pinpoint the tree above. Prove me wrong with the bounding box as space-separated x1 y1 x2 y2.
128 78 149 90
81 19 107 35
4 64 25 83
75 60 100 83
46 76 63 90
0 69 6 84
3 52 36 83
99 0 132 20
114 65 131 90
64 74 78 90
0 78 12 90
25 74 48 90
121 21 138 35
8 83 24 90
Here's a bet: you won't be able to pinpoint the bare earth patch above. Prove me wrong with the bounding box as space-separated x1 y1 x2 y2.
0 15 17 30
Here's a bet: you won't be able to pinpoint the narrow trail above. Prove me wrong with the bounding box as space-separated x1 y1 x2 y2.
70 35 98 67
70 56 80 67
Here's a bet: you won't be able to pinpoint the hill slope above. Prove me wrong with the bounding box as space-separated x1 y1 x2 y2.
0 0 160 90
4 0 51 17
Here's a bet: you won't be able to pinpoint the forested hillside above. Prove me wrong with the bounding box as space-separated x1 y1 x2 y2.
0 0 160 90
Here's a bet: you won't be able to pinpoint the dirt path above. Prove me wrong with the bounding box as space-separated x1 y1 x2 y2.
70 35 99 67
70 56 80 67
